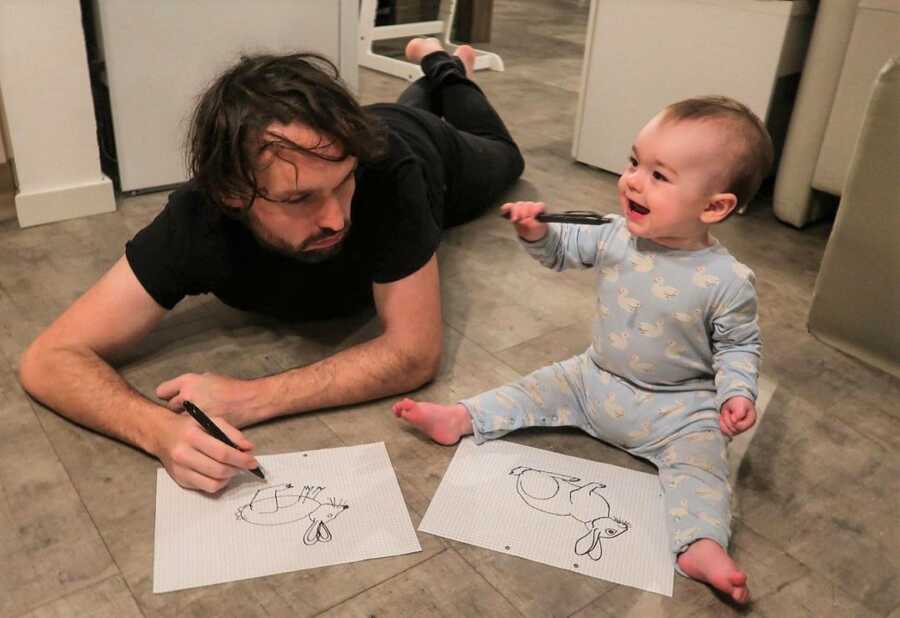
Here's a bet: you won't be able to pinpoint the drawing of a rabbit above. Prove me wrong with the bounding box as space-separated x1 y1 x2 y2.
510 466 629 560
235 483 349 545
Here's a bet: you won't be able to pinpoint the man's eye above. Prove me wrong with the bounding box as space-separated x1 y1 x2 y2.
652 171 669 182
628 157 638 167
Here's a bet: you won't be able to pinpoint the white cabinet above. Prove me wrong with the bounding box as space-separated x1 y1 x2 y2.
573 0 812 175
94 0 358 192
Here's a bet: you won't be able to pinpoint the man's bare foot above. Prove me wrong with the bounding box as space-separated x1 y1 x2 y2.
392 398 473 445
453 45 476 80
405 37 445 65
404 37 476 80
677 538 751 604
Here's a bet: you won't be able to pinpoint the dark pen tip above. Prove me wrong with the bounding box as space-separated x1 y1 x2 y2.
250 467 266 480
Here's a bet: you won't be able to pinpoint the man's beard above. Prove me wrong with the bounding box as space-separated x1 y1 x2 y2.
246 212 350 264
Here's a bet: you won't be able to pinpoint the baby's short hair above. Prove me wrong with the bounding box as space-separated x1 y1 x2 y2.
662 96 774 209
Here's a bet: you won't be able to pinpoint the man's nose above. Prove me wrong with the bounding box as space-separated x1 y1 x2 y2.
317 194 345 232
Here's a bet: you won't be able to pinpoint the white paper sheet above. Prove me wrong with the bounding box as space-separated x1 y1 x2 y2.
153 442 421 593
419 439 674 596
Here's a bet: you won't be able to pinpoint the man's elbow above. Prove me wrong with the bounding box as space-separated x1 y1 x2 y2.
420 346 442 383
18 338 45 396
402 344 442 389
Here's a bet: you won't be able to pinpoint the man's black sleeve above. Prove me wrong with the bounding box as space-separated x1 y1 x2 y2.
124 188 213 309
369 160 442 284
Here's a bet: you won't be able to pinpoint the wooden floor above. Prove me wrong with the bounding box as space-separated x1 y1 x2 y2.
1 1 897 616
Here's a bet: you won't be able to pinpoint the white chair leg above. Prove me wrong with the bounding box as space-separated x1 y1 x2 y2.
358 0 504 81
441 0 505 72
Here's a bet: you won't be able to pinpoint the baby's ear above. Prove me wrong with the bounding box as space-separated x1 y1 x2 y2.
701 193 738 223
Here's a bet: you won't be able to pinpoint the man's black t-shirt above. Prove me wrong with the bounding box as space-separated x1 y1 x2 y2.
125 104 451 321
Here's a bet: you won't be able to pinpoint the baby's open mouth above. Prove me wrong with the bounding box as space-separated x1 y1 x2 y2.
628 200 650 215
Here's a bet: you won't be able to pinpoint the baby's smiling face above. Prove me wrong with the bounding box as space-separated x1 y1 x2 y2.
617 113 738 250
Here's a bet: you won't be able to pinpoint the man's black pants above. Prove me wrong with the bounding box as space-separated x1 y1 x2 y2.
396 51 525 228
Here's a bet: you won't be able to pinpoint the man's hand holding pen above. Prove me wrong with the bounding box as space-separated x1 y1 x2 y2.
149 405 260 493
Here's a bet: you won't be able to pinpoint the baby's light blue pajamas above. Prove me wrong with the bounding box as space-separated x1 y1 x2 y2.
461 215 761 563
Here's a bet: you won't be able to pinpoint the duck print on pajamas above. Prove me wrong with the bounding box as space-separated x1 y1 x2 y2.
600 264 620 282
673 308 703 325
665 339 688 360
692 266 720 288
523 379 545 406
604 392 625 419
617 288 640 312
609 331 630 350
657 400 686 417
630 253 655 272
639 320 664 337
628 420 652 441
670 499 689 520
651 276 679 300
629 354 655 373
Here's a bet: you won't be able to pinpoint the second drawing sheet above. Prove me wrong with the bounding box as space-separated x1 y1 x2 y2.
420 438 674 596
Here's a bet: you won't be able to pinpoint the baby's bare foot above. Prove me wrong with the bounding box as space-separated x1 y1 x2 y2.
392 398 472 445
453 45 476 79
405 37 445 65
677 538 751 604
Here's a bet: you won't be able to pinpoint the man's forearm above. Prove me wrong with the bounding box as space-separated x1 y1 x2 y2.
243 334 437 424
19 345 171 456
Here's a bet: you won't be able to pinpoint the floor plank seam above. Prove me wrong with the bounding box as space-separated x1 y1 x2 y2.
19 396 136 613
10 573 146 618
443 319 530 380
443 544 529 617
744 515 875 612
563 589 610 618
309 547 451 616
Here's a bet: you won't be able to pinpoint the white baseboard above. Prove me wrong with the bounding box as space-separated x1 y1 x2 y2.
14 177 115 228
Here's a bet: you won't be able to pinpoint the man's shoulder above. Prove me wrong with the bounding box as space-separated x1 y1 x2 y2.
128 182 231 264
359 110 417 166
160 183 221 225
363 102 409 124
125 183 230 309
355 125 424 200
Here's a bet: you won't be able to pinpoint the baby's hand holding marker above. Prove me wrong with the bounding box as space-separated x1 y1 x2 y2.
501 203 612 240
500 201 549 242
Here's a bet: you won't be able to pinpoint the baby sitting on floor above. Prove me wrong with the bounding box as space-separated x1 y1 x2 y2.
394 96 773 604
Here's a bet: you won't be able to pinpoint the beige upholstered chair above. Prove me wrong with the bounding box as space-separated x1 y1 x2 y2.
807 56 900 378
773 1 900 228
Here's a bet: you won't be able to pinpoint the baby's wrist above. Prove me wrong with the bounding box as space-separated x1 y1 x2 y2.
719 393 755 409
519 226 549 243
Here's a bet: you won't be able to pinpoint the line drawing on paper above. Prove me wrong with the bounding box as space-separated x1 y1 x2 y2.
235 483 349 545
510 466 630 560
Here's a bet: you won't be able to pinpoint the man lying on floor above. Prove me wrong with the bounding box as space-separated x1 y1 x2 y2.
19 39 523 493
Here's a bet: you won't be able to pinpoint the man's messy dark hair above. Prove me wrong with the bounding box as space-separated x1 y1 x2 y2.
186 53 387 210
